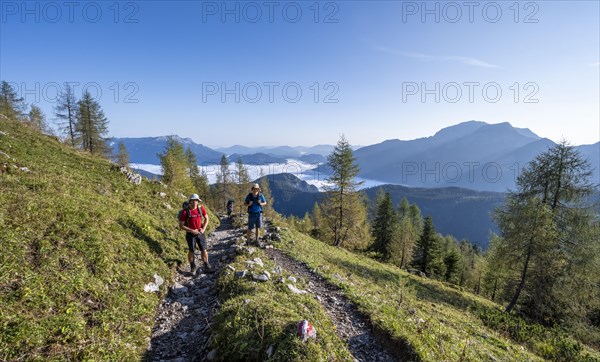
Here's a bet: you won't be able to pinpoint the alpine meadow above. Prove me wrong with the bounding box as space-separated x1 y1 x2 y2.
1 1 599 361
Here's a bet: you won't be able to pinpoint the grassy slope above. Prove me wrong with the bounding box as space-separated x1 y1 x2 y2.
0 118 217 360
275 228 600 361
213 244 353 361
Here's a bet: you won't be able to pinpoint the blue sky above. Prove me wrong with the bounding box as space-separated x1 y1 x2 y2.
1 0 598 147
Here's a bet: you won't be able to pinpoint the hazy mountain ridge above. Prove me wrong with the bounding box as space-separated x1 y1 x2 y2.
114 121 599 192
354 121 598 192
111 136 224 164
261 173 503 247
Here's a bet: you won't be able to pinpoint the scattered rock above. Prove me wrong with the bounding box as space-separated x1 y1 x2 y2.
0 150 15 161
287 284 308 294
266 345 274 358
253 273 269 282
288 276 297 283
207 349 218 360
227 265 235 272
144 274 164 293
19 167 30 173
408 268 426 278
163 202 172 210
272 266 283 274
172 282 188 294
158 192 167 198
119 166 142 185
235 270 247 279
252 258 264 267
270 233 282 242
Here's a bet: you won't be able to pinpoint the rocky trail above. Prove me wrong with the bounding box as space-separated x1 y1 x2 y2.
145 217 399 361
264 248 398 362
145 217 243 362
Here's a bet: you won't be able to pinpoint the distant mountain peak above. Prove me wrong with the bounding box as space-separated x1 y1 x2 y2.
156 135 195 144
432 120 488 140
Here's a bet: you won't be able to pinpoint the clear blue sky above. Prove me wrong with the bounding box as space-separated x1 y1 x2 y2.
1 0 598 147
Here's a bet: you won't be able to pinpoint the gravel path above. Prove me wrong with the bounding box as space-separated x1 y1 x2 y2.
144 217 243 362
264 247 399 362
145 218 400 361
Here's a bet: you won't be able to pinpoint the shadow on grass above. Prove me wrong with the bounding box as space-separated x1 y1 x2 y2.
325 254 479 312
324 255 400 284
117 217 164 256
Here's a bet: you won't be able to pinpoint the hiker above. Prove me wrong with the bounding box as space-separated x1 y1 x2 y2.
179 194 212 273
226 199 234 219
244 183 267 241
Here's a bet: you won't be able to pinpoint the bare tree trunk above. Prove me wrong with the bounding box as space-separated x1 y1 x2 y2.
506 241 533 313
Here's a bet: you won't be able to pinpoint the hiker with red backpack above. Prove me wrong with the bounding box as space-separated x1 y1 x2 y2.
179 194 212 274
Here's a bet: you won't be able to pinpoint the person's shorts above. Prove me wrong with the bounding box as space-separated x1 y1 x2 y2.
186 232 207 253
248 213 263 230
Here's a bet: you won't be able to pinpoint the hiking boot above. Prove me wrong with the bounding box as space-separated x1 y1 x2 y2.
190 263 197 275
204 262 214 273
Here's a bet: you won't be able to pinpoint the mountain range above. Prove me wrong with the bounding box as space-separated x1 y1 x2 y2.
113 121 599 193
317 121 599 192
110 135 224 164
259 173 504 248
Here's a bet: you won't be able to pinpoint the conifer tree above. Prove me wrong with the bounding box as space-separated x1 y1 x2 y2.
54 83 78 146
76 91 109 156
0 81 25 120
184 146 210 200
27 105 47 132
412 216 443 277
310 202 324 239
323 135 365 247
258 171 275 219
216 155 231 211
491 141 599 322
371 191 398 259
235 158 251 214
159 136 193 193
115 141 130 168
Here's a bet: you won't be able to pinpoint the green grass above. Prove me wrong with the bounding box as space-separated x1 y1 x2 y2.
212 243 353 361
0 118 217 360
275 228 600 361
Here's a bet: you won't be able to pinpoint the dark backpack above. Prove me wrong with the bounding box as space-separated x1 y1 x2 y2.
178 201 191 225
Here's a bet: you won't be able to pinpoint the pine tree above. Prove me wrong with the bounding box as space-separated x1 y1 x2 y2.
27 105 46 132
258 172 275 219
76 91 109 156
216 155 231 211
323 135 364 247
412 216 443 277
387 197 420 269
443 241 462 284
371 191 398 259
300 212 313 234
392 213 418 269
494 197 558 314
490 141 599 323
235 158 251 214
0 81 25 120
310 202 325 239
159 136 193 193
184 147 210 200
54 83 78 146
115 141 130 168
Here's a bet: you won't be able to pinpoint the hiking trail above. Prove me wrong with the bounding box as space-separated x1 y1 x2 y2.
146 217 398 361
